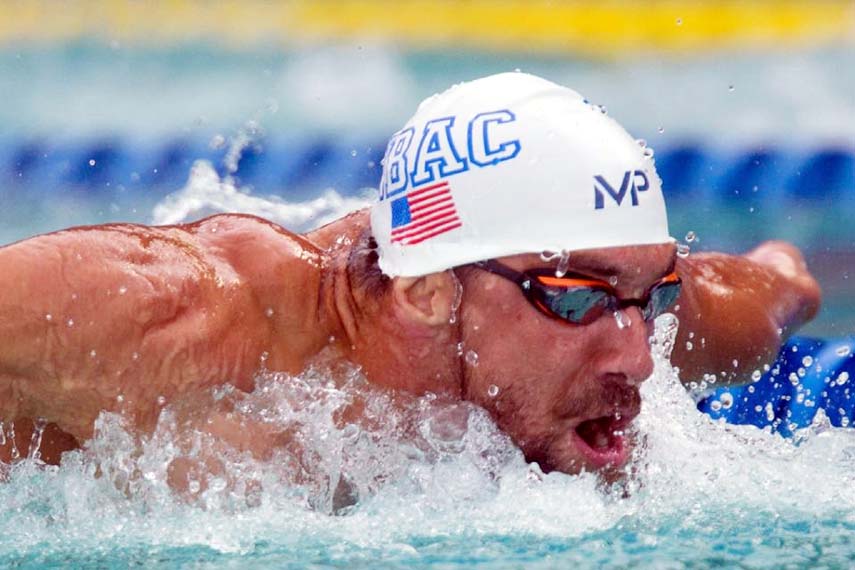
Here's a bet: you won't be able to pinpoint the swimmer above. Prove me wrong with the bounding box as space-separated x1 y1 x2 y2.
0 73 820 480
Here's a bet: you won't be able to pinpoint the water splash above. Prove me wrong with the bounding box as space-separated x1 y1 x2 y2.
222 120 263 179
27 419 47 462
150 161 370 231
2 315 855 565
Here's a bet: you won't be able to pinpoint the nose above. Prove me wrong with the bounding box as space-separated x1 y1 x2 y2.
596 307 654 386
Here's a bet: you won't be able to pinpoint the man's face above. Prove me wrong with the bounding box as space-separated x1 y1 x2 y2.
458 243 677 477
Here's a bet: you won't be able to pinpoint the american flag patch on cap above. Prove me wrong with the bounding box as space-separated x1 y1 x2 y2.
389 181 462 245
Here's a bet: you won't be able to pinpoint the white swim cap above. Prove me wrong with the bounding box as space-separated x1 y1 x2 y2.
370 72 672 277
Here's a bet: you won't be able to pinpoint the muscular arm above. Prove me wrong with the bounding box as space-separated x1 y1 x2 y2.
670 241 821 385
0 223 228 438
0 215 322 445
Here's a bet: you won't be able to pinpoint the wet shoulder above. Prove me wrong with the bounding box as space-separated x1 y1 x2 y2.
189 214 324 284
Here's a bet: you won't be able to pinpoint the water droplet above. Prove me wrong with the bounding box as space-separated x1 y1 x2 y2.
265 307 275 318
188 480 200 494
209 477 227 493
614 310 631 330
685 341 693 351
836 345 851 357
608 276 618 287
89 349 97 358
732 359 739 368
751 370 762 381
676 18 683 25
88 159 96 166
132 352 140 361
66 318 74 327
448 271 463 324
487 384 500 397
157 395 166 406
685 231 696 243
456 342 465 357
676 243 691 258
636 138 648 148
209 134 226 150
260 351 270 363
118 286 128 295
555 250 571 277
720 392 734 409
765 402 775 422
45 313 52 322
657 126 665 134
465 350 479 367
728 85 735 92
802 355 814 367
514 68 522 73
837 371 850 386
709 400 722 412
598 104 608 114
350 149 358 157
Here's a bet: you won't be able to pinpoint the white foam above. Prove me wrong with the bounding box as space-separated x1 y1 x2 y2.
2 314 854 558
150 160 370 231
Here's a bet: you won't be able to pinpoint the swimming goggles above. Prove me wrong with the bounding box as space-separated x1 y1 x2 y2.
473 260 682 326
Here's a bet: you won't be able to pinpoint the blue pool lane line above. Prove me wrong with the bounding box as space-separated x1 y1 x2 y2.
2 138 853 204
699 336 855 436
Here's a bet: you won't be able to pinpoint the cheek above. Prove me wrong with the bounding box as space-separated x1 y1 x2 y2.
459 297 591 419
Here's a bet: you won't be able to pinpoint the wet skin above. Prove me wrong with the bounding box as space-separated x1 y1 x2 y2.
0 210 820 475
457 247 673 476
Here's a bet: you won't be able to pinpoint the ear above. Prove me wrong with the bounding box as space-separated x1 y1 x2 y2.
391 271 458 327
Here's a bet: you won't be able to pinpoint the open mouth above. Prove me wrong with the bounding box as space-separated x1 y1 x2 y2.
571 412 633 469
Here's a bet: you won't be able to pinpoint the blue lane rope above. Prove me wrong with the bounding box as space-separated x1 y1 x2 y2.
2 139 853 205
698 336 855 436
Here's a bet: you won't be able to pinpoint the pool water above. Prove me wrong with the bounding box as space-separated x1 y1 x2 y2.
2 314 855 569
